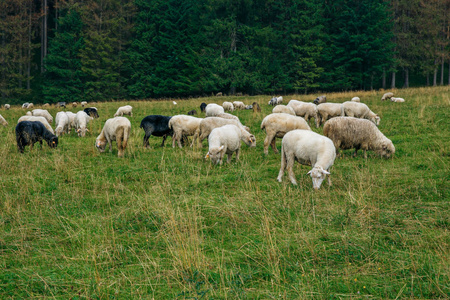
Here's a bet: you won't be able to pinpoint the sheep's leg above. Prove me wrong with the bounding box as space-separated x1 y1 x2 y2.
235 148 240 161
161 135 167 147
177 132 183 149
277 147 287 182
191 131 199 147
286 155 297 185
171 132 177 148
270 138 278 154
107 137 113 152
263 134 272 155
353 148 358 157
227 153 232 164
143 131 152 148
327 168 332 186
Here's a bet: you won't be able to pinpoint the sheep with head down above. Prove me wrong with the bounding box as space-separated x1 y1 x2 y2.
32 109 53 124
287 100 319 128
272 105 295 115
205 103 225 117
114 105 133 117
197 117 252 148
342 101 380 126
0 114 8 126
18 116 54 134
168 115 204 148
96 117 131 157
317 103 344 126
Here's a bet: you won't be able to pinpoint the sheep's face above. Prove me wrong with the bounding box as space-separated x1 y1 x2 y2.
374 115 381 126
77 127 88 137
245 135 256 147
307 167 330 190
206 146 224 165
379 142 395 158
96 139 107 152
47 137 58 148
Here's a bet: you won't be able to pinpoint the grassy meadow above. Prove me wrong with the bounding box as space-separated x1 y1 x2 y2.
0 87 449 299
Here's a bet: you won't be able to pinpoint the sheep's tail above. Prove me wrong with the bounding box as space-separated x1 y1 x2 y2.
168 118 173 130
260 119 266 131
122 126 130 149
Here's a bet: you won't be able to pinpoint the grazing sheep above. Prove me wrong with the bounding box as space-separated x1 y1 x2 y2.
342 101 380 125
140 115 173 148
114 105 133 117
260 113 311 155
313 95 327 105
287 100 319 128
188 110 197 115
0 114 8 126
323 117 395 159
55 112 70 136
351 97 360 102
200 103 207 113
4 104 10 110
32 109 53 124
43 103 50 108
27 103 34 109
277 129 336 190
96 117 131 157
168 115 203 148
72 102 78 108
81 101 87 107
252 102 261 113
317 103 344 126
391 97 405 103
245 105 253 110
56 102 66 108
206 124 255 165
15 121 58 153
205 103 225 117
22 103 30 109
17 116 55 134
222 101 234 112
216 112 240 121
65 112 77 132
272 105 296 115
75 111 93 137
232 101 246 110
216 92 223 97
269 96 283 106
197 117 252 148
381 92 394 101
84 107 99 118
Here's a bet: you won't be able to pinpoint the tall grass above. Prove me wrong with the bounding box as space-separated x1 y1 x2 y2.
0 86 449 298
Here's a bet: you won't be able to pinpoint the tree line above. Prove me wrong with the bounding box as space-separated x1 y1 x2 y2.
1 0 449 104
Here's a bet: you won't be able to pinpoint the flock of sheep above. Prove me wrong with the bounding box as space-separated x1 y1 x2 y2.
0 91 402 190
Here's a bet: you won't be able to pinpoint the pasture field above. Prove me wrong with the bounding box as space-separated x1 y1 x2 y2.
0 87 449 299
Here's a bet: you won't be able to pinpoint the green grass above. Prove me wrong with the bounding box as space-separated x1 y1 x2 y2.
0 87 449 299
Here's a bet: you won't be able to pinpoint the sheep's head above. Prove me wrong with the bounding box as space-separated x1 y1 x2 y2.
244 135 256 147
77 127 88 137
95 138 107 152
307 167 330 190
205 146 224 165
47 137 58 148
374 115 381 126
379 141 395 158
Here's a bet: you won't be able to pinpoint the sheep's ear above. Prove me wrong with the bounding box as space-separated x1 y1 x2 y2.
307 170 312 175
77 129 80 132
205 152 210 159
86 128 90 132
322 170 331 175
219 145 224 151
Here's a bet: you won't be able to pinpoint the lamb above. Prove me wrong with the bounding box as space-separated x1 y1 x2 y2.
205 103 225 117
252 102 261 113
313 95 327 105
55 112 70 136
342 101 380 125
81 101 87 107
75 111 93 137
260 113 311 155
65 112 77 132
197 117 253 148
317 103 344 126
32 109 53 124
277 129 336 190
272 105 296 115
96 117 131 157
351 97 360 102
381 92 394 101
140 115 173 148
84 107 99 118
17 116 54 134
205 124 256 165
4 104 10 110
168 115 203 148
269 96 283 106
287 100 319 128
0 114 8 126
222 102 234 112
15 121 58 153
200 103 207 113
232 101 246 110
323 117 395 159
391 97 405 103
114 105 133 117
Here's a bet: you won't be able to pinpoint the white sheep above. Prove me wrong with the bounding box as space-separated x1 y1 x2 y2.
342 101 380 125
323 117 395 158
17 116 55 134
27 103 34 109
72 102 78 107
96 117 131 157
0 114 8 126
205 124 255 165
222 101 234 112
55 112 70 137
317 103 344 126
22 103 30 109
216 112 240 121
277 129 336 190
65 112 77 132
232 101 246 110
114 105 133 117
272 104 296 115
32 109 53 124
81 101 87 107
197 117 252 148
260 113 311 155
351 97 360 102
276 96 283 104
391 97 405 103
75 111 93 137
4 104 10 110
205 103 225 117
42 103 50 108
287 100 319 128
168 115 204 148
381 92 394 101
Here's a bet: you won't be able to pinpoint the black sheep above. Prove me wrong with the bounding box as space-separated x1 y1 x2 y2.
15 121 58 153
200 103 207 113
140 115 173 148
187 109 197 115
